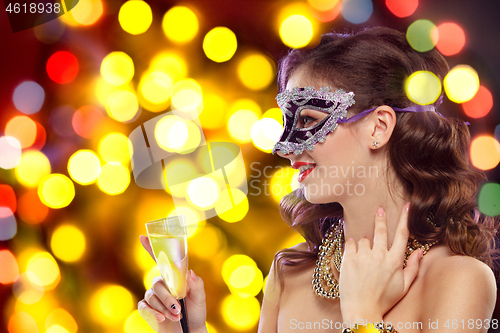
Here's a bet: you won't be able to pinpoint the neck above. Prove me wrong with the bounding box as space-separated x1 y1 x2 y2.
340 171 408 248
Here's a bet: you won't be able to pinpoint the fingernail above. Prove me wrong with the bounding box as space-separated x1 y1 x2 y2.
170 303 181 315
156 313 165 322
418 249 424 260
348 238 354 241
190 269 196 281
405 202 410 213
377 207 384 216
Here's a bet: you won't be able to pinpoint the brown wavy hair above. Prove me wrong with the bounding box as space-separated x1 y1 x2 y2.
274 27 499 286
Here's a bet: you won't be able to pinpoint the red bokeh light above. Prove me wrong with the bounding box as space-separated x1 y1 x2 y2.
386 0 418 18
72 105 105 139
434 22 466 56
0 185 16 216
17 189 49 224
46 51 79 84
309 2 341 22
462 86 493 118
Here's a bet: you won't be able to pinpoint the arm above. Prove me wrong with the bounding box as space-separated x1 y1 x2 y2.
258 259 281 333
421 256 497 333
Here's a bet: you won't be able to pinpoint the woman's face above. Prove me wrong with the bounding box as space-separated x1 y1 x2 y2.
277 69 372 204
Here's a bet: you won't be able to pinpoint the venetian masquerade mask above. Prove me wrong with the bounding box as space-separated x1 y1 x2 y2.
272 86 442 155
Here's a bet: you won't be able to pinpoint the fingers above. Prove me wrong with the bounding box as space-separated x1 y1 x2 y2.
373 207 388 250
390 202 410 254
402 249 423 294
186 270 206 305
149 276 182 320
140 235 155 261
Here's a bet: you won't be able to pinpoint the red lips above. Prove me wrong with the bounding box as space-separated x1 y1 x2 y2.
292 162 316 183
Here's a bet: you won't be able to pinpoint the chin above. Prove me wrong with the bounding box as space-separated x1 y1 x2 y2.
303 188 336 204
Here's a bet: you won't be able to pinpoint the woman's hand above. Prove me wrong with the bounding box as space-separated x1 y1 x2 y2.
138 235 208 333
338 203 423 324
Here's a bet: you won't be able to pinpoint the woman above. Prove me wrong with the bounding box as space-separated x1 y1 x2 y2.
138 27 498 332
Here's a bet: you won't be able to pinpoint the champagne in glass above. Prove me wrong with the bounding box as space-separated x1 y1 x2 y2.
146 215 189 332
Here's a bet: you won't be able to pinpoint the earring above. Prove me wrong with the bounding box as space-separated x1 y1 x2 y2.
372 141 379 147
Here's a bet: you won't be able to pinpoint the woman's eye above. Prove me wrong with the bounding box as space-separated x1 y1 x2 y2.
300 116 317 127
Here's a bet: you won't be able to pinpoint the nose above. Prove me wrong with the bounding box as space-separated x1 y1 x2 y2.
276 149 294 160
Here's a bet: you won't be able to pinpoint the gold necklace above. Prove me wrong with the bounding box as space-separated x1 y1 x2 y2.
313 221 437 299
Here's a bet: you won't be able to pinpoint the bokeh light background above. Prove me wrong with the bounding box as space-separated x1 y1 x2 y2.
1 0 500 332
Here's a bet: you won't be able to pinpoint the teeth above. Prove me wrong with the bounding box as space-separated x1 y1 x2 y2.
299 164 315 173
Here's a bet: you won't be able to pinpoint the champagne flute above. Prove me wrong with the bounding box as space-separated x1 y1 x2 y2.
146 215 189 332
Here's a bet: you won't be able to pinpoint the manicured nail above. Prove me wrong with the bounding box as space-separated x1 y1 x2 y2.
377 207 384 217
170 303 180 315
156 313 165 322
405 202 410 212
418 249 424 260
190 269 196 281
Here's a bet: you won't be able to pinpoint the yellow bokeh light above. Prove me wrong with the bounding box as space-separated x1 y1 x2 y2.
5 115 37 148
101 52 135 86
203 27 238 63
228 264 264 298
90 285 134 325
199 94 227 129
143 265 160 289
444 65 480 103
188 223 225 259
251 118 283 152
124 310 156 333
167 206 204 237
12 272 44 304
26 252 60 290
228 98 262 120
51 225 86 263
228 109 260 143
155 116 202 154
187 176 220 209
64 0 103 26
46 325 70 333
45 308 78 333
171 78 203 114
15 150 51 187
280 15 313 48
118 0 152 35
215 188 249 223
270 167 299 203
262 107 284 126
151 53 188 82
222 254 258 285
470 136 500 171
162 6 199 44
97 163 130 195
67 149 101 185
139 71 173 105
405 71 442 105
106 89 139 122
206 322 218 333
221 295 260 330
237 54 275 90
163 158 198 198
98 132 130 164
38 174 75 209
281 232 307 249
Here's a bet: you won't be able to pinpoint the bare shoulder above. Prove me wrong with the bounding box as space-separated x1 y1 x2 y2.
420 247 497 319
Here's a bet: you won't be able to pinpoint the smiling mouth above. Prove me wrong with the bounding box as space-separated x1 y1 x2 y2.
298 164 316 182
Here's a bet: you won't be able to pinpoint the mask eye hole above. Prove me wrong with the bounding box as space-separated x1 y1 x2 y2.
297 109 327 128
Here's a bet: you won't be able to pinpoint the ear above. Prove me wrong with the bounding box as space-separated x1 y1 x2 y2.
366 106 397 149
